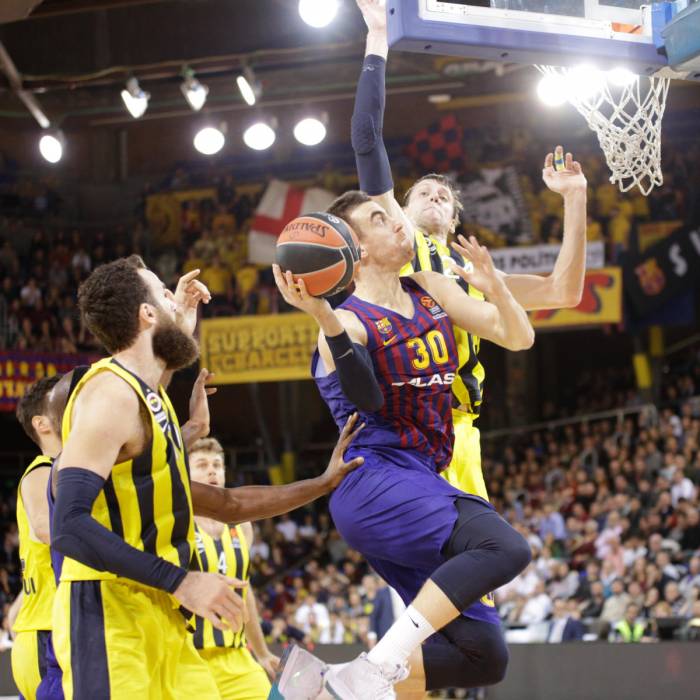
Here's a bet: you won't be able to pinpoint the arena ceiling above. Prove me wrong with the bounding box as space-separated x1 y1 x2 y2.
0 0 528 128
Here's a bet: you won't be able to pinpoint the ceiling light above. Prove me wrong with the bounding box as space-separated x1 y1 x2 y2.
536 73 568 107
194 126 225 155
607 67 636 87
39 131 64 164
181 70 209 111
568 65 606 101
428 94 452 104
121 77 150 119
243 121 276 151
298 0 339 28
293 116 327 146
237 67 261 106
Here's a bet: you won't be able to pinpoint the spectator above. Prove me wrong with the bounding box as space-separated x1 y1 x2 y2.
546 598 585 643
610 603 649 643
601 578 631 624
276 514 298 543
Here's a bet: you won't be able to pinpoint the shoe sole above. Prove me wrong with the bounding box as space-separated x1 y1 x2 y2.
324 675 360 700
268 645 327 700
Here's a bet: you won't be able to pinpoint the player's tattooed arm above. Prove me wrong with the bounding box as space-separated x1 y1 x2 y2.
502 147 587 310
191 413 365 524
415 237 534 352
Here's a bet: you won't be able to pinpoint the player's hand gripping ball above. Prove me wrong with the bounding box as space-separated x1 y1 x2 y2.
275 212 361 298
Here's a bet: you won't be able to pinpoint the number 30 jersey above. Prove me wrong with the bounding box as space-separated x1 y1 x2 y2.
314 277 459 473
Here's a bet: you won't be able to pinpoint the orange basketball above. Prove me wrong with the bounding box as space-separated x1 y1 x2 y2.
275 212 361 298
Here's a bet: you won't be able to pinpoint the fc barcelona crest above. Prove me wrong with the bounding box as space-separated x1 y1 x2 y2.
375 317 393 335
634 258 666 296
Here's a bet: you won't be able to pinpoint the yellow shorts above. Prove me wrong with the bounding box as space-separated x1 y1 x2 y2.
198 646 271 700
53 579 220 700
11 629 50 700
441 410 489 501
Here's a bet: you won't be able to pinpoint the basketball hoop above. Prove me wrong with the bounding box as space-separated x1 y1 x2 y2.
536 65 670 196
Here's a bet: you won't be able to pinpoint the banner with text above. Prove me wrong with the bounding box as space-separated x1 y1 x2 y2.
529 267 622 329
623 224 700 315
491 241 605 275
200 314 319 384
0 352 97 412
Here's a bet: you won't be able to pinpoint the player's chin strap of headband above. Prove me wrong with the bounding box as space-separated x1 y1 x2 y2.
326 331 384 414
52 467 187 593
352 54 394 196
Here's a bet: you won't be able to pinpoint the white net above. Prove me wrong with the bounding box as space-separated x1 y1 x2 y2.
536 65 670 195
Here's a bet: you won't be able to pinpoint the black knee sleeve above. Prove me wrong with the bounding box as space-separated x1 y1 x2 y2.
431 498 531 612
424 617 509 690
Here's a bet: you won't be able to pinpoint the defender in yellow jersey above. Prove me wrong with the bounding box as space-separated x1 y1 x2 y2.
189 438 279 700
11 376 64 700
52 257 245 700
354 0 588 510
348 1 588 696
50 257 366 700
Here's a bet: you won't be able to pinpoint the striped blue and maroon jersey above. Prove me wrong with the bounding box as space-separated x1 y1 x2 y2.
314 277 459 472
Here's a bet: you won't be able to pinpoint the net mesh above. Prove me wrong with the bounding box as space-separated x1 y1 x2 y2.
536 66 670 195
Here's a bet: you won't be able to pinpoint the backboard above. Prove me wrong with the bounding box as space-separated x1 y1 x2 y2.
387 1 700 79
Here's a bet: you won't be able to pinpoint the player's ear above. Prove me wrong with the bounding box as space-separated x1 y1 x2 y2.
139 302 158 328
359 245 369 263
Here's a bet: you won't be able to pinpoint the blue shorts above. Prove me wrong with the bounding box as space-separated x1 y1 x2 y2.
329 446 499 624
36 633 63 700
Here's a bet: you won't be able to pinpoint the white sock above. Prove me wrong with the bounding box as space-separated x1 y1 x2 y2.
366 605 435 670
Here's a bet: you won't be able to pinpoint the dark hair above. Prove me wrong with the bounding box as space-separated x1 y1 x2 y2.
78 255 152 353
326 191 372 236
16 375 62 446
403 173 464 220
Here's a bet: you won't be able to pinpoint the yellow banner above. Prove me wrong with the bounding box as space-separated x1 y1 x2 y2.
200 313 319 384
146 188 217 247
529 267 622 329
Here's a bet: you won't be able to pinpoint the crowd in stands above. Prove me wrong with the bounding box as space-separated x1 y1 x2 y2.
1 130 698 352
223 347 700 652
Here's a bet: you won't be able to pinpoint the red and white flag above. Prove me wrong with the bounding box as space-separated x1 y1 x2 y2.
248 179 336 264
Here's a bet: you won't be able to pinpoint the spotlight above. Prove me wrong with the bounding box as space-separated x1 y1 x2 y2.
293 116 327 146
181 70 209 111
121 77 150 118
243 120 276 151
194 126 225 155
237 67 261 107
568 65 606 101
536 73 568 107
606 67 636 87
299 0 339 28
39 131 64 164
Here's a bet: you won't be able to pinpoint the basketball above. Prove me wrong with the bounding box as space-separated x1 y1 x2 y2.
275 212 361 298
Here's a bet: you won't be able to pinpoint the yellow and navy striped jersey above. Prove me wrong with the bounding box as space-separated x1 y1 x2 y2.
401 229 486 417
14 455 56 633
191 522 250 649
60 358 194 583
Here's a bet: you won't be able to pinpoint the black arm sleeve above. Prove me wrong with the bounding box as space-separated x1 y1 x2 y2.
52 467 187 593
352 54 394 196
325 331 384 413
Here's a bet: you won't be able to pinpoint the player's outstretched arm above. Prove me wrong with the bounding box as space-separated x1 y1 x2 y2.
353 0 414 235
502 147 587 310
191 413 365 524
415 237 535 351
53 372 246 631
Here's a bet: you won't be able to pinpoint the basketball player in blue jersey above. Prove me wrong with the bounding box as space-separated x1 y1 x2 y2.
272 191 534 699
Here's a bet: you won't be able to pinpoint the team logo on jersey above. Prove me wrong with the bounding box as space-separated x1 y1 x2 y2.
375 317 393 335
420 295 447 320
145 389 182 450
